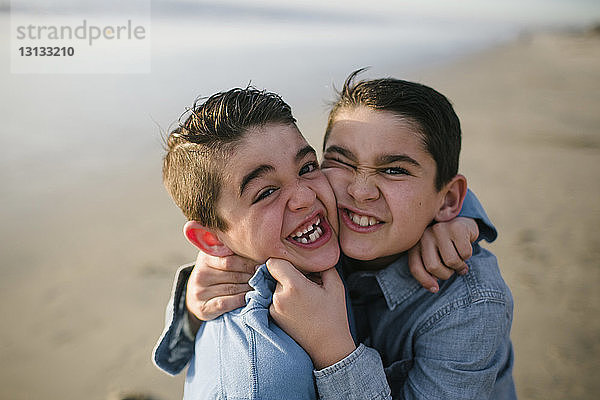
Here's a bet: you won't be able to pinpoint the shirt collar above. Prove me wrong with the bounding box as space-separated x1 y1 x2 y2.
373 254 423 311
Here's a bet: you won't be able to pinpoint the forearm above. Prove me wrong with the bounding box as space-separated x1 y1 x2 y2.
314 344 392 400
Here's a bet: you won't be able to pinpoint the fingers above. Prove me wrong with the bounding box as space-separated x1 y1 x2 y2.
434 238 469 275
189 282 253 301
191 267 253 287
408 244 439 293
420 232 457 280
266 258 306 288
197 293 247 320
449 217 476 261
459 216 480 243
194 251 257 275
453 238 473 266
185 252 255 321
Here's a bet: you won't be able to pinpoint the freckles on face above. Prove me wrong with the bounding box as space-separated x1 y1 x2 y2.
322 107 442 262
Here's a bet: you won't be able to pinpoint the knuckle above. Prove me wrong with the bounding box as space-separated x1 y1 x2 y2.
425 263 442 274
431 223 445 236
437 269 452 280
463 246 473 259
445 255 461 267
213 297 227 311
197 304 211 320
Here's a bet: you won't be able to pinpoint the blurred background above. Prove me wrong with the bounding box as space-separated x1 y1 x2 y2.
1 1 599 399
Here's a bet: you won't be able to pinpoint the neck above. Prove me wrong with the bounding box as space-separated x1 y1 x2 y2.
344 253 403 272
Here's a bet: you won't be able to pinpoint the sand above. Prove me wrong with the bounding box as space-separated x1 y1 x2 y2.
1 30 599 399
414 30 600 399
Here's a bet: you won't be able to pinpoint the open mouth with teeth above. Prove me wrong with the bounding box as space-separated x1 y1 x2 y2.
288 214 331 247
342 209 383 231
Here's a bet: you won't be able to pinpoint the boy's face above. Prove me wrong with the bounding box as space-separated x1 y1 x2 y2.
215 123 340 273
321 106 444 267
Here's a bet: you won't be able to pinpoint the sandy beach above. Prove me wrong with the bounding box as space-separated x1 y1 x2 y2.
1 28 599 399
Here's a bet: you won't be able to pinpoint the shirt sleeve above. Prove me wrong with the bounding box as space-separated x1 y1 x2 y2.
397 300 514 400
315 301 513 400
458 189 497 243
152 263 196 375
314 344 392 400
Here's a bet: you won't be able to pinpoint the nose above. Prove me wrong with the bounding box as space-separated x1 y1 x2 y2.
347 172 379 203
288 182 317 211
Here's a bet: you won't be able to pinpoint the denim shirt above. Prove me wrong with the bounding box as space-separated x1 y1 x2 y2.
153 189 502 398
315 245 516 399
183 264 317 399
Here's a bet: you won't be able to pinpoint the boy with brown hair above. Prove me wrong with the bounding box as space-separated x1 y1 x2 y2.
155 73 514 399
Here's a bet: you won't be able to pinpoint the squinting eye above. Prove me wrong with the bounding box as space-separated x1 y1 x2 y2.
383 167 410 175
254 188 278 203
299 162 318 175
322 157 356 170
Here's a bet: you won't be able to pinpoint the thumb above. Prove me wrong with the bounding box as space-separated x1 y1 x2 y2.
266 258 304 287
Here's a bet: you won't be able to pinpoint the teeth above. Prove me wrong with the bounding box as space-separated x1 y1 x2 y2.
307 229 322 243
349 211 379 227
291 215 325 242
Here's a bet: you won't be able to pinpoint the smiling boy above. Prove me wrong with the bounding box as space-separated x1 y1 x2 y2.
265 72 516 399
154 78 505 399
160 87 349 399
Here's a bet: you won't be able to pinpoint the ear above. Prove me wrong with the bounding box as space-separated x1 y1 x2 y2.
183 221 234 257
434 174 468 222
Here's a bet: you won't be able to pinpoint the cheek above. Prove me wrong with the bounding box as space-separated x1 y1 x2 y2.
323 170 348 197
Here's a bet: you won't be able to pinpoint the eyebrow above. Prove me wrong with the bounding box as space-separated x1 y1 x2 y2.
296 145 317 163
376 154 421 168
325 145 421 168
238 145 317 197
323 145 357 162
239 165 275 196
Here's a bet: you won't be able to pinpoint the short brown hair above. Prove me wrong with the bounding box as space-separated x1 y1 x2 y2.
324 69 461 191
163 87 296 230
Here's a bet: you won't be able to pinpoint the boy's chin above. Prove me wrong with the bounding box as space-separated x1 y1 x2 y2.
295 248 341 274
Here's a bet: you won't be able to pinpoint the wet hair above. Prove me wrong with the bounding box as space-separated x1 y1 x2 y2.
163 87 296 230
324 69 461 190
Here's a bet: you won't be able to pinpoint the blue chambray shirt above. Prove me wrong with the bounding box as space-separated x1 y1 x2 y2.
183 264 318 400
315 245 516 399
153 189 508 399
